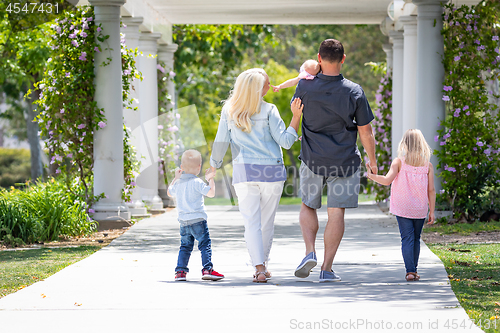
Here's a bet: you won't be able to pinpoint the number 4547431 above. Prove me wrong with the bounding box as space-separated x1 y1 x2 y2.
6 3 59 14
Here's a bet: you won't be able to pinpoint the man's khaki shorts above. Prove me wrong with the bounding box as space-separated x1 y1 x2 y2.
300 161 361 209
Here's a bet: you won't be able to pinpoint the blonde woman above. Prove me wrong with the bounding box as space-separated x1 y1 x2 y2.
209 68 303 282
366 129 436 282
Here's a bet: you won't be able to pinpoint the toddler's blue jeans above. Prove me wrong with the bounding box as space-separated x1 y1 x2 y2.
396 216 425 273
175 220 213 273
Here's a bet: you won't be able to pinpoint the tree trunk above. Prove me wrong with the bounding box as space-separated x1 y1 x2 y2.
25 80 43 182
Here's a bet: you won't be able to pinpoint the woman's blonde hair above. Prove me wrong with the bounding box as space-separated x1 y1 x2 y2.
398 129 432 167
223 68 267 133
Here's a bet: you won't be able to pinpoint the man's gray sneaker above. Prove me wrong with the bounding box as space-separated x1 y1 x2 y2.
319 270 341 282
294 252 317 278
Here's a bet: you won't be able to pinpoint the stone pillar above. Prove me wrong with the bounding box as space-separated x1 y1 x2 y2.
157 43 178 208
89 0 131 226
400 15 418 135
389 31 404 160
137 32 164 211
414 0 448 191
382 43 393 75
120 17 149 217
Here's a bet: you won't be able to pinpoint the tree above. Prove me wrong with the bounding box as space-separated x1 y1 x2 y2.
0 0 72 181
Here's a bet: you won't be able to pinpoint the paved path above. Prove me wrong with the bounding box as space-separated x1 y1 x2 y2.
0 204 482 332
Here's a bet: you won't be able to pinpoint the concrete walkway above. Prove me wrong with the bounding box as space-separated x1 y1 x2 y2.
0 204 482 332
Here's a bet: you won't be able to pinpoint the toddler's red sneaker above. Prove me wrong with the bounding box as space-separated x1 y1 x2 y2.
202 269 224 281
175 271 187 281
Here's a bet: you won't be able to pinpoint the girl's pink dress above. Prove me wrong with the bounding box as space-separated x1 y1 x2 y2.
298 64 316 80
390 159 429 219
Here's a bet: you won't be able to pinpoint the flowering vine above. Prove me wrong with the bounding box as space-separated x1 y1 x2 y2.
157 61 179 183
33 6 141 210
366 63 392 202
437 1 500 219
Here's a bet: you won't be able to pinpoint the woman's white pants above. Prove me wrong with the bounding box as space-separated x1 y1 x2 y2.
233 181 284 267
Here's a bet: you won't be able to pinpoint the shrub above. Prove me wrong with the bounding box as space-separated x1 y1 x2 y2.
0 148 31 188
0 178 95 246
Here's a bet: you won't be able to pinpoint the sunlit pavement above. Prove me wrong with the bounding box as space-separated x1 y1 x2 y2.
0 203 482 332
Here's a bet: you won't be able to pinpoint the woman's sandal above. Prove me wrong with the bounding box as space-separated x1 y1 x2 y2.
405 272 419 281
253 271 268 283
264 270 272 280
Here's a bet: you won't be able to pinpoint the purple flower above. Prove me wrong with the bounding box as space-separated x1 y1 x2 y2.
60 108 64 114
493 36 499 41
440 141 446 146
123 69 131 75
442 95 450 101
474 39 480 44
453 109 460 117
67 153 73 158
167 126 179 132
473 147 478 151
79 52 87 61
157 64 165 73
169 71 176 77
484 148 491 156
83 24 89 30
87 17 93 22
477 45 485 51
463 105 469 110
158 125 163 129
459 42 465 48
454 56 461 61
466 111 470 116
71 40 79 47
94 46 100 53
477 141 484 147
98 121 106 129
66 72 70 77
82 132 86 136
69 33 76 38
97 27 102 32
88 208 95 214
434 135 439 142
56 169 61 174
443 133 451 139
77 124 86 129
81 32 87 38
495 48 500 54
443 85 453 92
467 164 472 169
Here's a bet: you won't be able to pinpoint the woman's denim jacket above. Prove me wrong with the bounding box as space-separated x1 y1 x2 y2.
210 101 298 168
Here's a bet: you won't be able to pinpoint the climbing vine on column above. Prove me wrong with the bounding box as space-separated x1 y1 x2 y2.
33 6 140 210
366 63 392 203
157 61 179 184
437 0 500 220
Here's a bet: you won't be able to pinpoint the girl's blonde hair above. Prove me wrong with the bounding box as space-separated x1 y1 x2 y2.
223 68 267 133
398 129 432 167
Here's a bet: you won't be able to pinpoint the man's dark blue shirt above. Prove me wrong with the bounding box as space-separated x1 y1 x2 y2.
293 73 374 177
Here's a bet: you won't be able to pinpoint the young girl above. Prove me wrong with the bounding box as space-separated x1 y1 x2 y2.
366 129 436 282
271 59 320 92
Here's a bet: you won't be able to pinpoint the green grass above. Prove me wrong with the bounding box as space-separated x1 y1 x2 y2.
424 220 500 235
205 194 375 206
0 246 103 298
427 243 500 332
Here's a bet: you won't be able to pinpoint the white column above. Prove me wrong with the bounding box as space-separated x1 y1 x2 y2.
157 43 178 208
137 32 163 210
120 17 149 217
414 0 448 191
400 15 418 134
389 31 404 160
90 0 131 224
382 43 393 75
